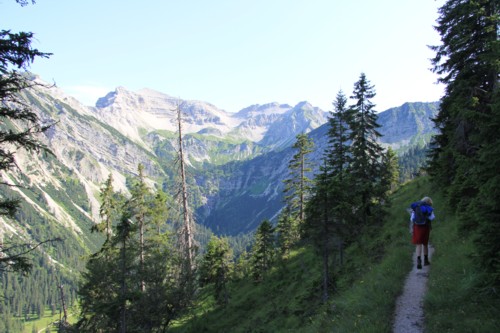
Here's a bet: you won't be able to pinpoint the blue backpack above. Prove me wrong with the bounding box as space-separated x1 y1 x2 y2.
411 201 433 225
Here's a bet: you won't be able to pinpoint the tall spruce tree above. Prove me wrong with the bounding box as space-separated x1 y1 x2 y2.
128 163 152 292
279 133 314 253
250 220 275 282
283 133 314 225
429 0 500 285
304 163 336 302
347 73 385 226
303 90 356 301
0 3 53 275
91 173 120 243
324 90 358 237
327 90 353 178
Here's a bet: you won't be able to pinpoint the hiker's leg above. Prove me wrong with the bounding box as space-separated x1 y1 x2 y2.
423 244 430 265
416 244 422 269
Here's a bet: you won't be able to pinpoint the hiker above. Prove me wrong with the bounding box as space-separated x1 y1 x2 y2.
410 196 435 269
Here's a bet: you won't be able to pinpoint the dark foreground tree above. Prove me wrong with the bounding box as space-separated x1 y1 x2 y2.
429 0 500 286
304 165 336 303
0 4 54 274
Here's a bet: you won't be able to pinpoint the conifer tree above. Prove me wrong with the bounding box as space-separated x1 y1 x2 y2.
115 210 136 333
150 189 170 234
326 90 353 177
398 144 430 181
199 236 233 305
233 250 251 280
128 163 152 292
250 220 275 281
304 163 336 302
278 133 314 256
135 225 181 331
283 133 314 226
380 146 399 197
79 171 180 332
347 73 385 226
429 0 499 284
91 173 120 243
77 212 134 333
324 90 358 238
276 207 299 256
0 3 54 275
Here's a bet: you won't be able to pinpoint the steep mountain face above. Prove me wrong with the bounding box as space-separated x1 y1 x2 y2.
378 102 439 149
93 88 329 150
0 76 439 260
198 103 439 235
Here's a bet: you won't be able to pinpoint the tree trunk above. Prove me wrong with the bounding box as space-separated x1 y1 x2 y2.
322 183 330 303
176 103 194 272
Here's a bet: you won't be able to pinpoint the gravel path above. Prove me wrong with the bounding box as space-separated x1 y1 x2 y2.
392 245 434 333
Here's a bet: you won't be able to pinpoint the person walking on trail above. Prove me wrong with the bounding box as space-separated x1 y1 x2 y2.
409 196 435 269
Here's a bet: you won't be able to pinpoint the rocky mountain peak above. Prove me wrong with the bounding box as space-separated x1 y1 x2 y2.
95 90 117 108
235 102 293 118
293 100 313 109
87 86 331 148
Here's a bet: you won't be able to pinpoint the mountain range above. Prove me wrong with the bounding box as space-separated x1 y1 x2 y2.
0 75 439 257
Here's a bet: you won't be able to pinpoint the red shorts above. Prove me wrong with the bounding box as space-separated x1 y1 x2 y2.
412 224 430 245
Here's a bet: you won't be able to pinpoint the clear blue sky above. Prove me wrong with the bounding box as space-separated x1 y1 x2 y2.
3 0 445 112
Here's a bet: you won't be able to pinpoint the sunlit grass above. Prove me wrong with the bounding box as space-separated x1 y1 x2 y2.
21 306 78 333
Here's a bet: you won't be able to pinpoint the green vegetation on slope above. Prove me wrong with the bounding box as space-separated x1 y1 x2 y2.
171 177 499 332
425 198 500 332
170 178 417 332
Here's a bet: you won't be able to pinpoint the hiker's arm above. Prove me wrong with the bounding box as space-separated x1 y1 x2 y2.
409 211 414 234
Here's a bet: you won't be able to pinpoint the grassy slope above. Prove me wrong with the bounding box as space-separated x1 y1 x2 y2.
156 177 500 332
172 179 422 333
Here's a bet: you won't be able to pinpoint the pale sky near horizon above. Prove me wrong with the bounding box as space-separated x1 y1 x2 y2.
3 0 446 112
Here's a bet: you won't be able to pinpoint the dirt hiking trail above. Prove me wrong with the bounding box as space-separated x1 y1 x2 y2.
392 245 434 333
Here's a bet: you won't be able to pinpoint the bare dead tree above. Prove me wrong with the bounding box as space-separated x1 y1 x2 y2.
173 101 195 275
58 283 68 326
